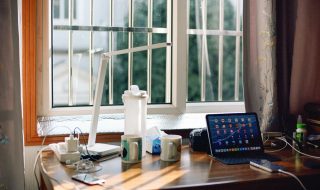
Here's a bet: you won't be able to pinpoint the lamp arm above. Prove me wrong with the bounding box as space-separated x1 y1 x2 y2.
88 54 110 147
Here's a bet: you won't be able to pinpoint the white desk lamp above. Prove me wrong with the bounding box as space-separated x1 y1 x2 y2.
87 42 172 156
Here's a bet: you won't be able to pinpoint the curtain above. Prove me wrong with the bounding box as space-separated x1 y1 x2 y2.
243 0 278 131
289 0 320 114
0 0 24 189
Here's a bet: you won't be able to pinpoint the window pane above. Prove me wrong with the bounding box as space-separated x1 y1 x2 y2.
224 0 237 30
53 0 60 19
151 34 167 103
189 0 203 29
72 31 90 105
72 0 88 25
188 34 202 102
132 33 148 91
52 30 69 107
114 0 129 27
153 0 167 28
222 36 236 101
239 37 243 100
112 32 129 105
134 0 148 27
205 36 219 101
207 0 219 30
93 0 110 26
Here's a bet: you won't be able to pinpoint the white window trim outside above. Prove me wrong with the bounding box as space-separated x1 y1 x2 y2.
37 0 245 121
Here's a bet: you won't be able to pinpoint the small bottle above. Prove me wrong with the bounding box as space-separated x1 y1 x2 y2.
295 115 307 147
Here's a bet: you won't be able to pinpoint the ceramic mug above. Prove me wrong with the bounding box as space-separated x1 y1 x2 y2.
160 135 182 161
121 135 142 163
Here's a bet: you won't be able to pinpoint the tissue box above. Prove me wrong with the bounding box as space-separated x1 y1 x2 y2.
146 136 161 155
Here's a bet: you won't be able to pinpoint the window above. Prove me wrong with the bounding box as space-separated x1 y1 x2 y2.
51 0 171 108
23 0 244 145
41 0 244 116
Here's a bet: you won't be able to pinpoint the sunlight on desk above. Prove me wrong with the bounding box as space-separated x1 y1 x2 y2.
40 146 320 190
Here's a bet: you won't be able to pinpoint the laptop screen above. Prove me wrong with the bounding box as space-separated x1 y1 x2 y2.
206 113 264 156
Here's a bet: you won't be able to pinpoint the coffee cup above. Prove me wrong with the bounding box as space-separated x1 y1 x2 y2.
160 135 182 161
121 135 142 163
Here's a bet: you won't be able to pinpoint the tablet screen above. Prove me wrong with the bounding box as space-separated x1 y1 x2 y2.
206 113 264 155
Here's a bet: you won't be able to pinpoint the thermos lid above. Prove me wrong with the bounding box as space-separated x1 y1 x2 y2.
122 85 148 99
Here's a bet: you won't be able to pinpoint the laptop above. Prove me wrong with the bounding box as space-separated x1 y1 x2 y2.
206 113 279 165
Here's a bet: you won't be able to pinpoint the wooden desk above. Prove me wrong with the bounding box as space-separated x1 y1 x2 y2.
40 146 320 190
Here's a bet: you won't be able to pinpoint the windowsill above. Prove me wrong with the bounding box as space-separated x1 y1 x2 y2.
37 113 211 136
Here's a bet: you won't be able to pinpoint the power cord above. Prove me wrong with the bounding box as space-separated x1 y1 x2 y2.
278 169 307 190
276 137 320 160
34 126 73 190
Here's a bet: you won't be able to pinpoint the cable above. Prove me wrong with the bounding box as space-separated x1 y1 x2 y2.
265 141 288 153
34 126 72 190
33 145 50 190
276 137 320 160
278 169 307 190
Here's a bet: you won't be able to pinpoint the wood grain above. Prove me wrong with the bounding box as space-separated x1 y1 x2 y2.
40 146 320 190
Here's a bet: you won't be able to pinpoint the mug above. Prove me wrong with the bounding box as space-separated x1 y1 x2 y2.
160 135 182 161
121 135 142 163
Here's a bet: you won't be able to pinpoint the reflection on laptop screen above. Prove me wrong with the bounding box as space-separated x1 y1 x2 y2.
206 113 263 154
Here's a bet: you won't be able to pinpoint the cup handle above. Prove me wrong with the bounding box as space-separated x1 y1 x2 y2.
130 142 139 161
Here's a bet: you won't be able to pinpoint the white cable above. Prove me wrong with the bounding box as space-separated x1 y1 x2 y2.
265 141 288 153
276 137 320 160
33 145 50 189
278 169 307 190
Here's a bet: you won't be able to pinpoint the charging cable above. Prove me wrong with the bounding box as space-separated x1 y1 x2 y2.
276 137 320 160
278 169 307 190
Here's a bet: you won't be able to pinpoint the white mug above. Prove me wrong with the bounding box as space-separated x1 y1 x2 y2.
160 135 182 161
121 135 142 163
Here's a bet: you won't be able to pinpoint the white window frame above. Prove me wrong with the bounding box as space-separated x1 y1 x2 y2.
37 0 244 118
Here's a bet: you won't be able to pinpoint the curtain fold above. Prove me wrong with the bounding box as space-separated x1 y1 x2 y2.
243 0 278 131
289 0 320 115
0 0 24 189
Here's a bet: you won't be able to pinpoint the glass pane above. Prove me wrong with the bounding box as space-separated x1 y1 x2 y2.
132 33 148 91
188 34 202 102
72 31 90 105
224 0 237 30
207 0 219 30
93 0 110 26
112 32 129 104
152 34 167 103
114 0 129 27
72 0 89 25
189 0 203 29
239 37 243 101
52 30 69 107
53 0 60 19
205 36 219 101
153 0 167 28
133 33 147 47
223 36 236 101
134 0 148 27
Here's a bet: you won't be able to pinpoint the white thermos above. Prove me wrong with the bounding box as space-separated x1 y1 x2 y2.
122 85 148 156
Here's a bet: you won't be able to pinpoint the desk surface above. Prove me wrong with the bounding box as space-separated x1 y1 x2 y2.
40 146 320 190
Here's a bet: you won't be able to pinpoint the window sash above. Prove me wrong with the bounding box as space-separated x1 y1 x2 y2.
38 0 244 117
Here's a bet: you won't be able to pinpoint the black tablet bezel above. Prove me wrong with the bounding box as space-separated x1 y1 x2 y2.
206 112 265 157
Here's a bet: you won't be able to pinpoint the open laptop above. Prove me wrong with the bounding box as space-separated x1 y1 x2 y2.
206 113 279 165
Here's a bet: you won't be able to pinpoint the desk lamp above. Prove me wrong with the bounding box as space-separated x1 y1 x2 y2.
87 42 172 156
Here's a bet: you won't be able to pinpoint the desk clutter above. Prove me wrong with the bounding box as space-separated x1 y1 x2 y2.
37 109 320 189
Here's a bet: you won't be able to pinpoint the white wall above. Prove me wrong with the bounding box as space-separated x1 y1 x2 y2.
25 146 41 190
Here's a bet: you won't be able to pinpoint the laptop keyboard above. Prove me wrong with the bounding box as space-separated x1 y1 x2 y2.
215 153 280 165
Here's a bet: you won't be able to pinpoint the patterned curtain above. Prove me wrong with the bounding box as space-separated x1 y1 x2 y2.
0 0 24 189
243 0 278 131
